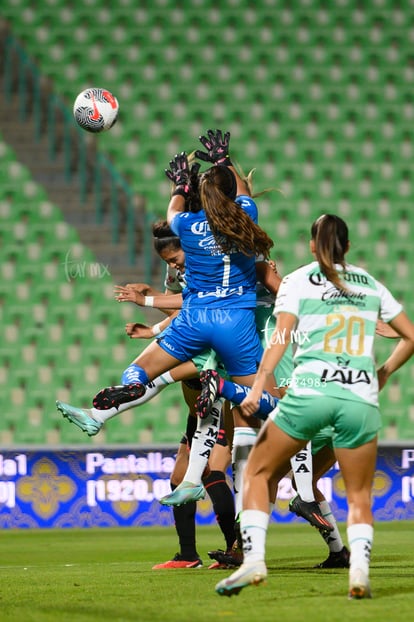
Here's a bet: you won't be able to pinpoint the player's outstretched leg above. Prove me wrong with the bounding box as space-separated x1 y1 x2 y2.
93 383 146 410
56 401 102 436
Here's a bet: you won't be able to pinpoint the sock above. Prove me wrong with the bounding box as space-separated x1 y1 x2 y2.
91 373 174 422
232 427 258 518
204 470 236 549
240 509 269 563
182 399 223 485
121 363 149 385
347 523 373 575
170 484 198 560
220 380 277 420
318 500 344 553
290 442 314 502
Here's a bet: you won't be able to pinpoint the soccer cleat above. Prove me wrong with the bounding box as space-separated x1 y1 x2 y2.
196 369 223 418
215 561 267 597
314 546 350 569
208 561 232 570
289 495 334 531
56 401 102 436
152 553 203 570
348 568 372 599
159 481 206 506
234 517 243 550
93 383 146 410
208 543 243 568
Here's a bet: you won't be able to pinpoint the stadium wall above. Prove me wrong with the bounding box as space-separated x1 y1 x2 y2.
0 444 413 529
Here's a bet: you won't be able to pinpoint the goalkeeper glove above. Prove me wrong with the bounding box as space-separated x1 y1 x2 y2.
195 129 232 167
165 152 191 197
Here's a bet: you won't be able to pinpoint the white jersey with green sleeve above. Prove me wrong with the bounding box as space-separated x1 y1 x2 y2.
273 261 403 406
163 265 186 294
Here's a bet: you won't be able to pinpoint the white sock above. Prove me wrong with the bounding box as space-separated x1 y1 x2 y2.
240 509 269 563
182 399 223 484
290 442 314 502
232 427 258 517
90 373 173 423
318 500 344 553
347 523 373 575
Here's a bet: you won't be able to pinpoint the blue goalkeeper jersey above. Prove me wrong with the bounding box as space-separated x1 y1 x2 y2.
170 195 258 309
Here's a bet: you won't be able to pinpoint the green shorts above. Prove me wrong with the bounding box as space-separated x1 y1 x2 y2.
192 349 227 378
255 306 294 387
269 393 381 449
311 427 334 455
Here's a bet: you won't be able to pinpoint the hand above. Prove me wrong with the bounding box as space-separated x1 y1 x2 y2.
121 282 151 295
240 390 260 417
376 319 399 339
268 260 278 274
114 285 145 306
195 129 232 166
125 323 153 339
165 152 190 197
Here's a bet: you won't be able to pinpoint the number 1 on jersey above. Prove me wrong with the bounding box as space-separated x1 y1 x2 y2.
221 254 231 288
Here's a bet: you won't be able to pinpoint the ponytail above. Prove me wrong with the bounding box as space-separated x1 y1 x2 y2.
200 166 274 258
311 214 349 290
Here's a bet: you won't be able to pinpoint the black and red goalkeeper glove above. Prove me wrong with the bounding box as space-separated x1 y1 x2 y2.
165 152 191 197
195 129 232 167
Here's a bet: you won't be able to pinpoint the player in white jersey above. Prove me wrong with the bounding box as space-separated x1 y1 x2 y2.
215 213 414 600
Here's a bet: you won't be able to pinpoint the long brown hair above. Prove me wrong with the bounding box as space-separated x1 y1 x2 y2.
311 214 349 290
199 166 274 257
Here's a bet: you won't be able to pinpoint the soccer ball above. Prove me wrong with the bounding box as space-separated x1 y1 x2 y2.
73 87 119 133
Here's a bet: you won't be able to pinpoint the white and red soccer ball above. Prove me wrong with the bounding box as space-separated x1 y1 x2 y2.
73 87 119 133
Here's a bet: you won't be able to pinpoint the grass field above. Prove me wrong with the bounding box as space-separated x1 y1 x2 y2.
0 521 413 622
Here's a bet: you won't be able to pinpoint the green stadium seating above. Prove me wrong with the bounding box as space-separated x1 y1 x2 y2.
1 0 414 441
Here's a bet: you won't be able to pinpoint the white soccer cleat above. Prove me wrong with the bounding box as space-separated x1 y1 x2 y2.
215 561 267 597
348 568 372 600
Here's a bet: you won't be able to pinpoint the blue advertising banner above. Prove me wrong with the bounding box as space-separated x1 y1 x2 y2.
0 445 413 528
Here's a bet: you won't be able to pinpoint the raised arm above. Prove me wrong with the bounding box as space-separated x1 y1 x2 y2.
195 128 249 196
165 152 192 225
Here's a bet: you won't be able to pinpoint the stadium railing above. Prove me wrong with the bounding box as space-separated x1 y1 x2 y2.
1 25 145 270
